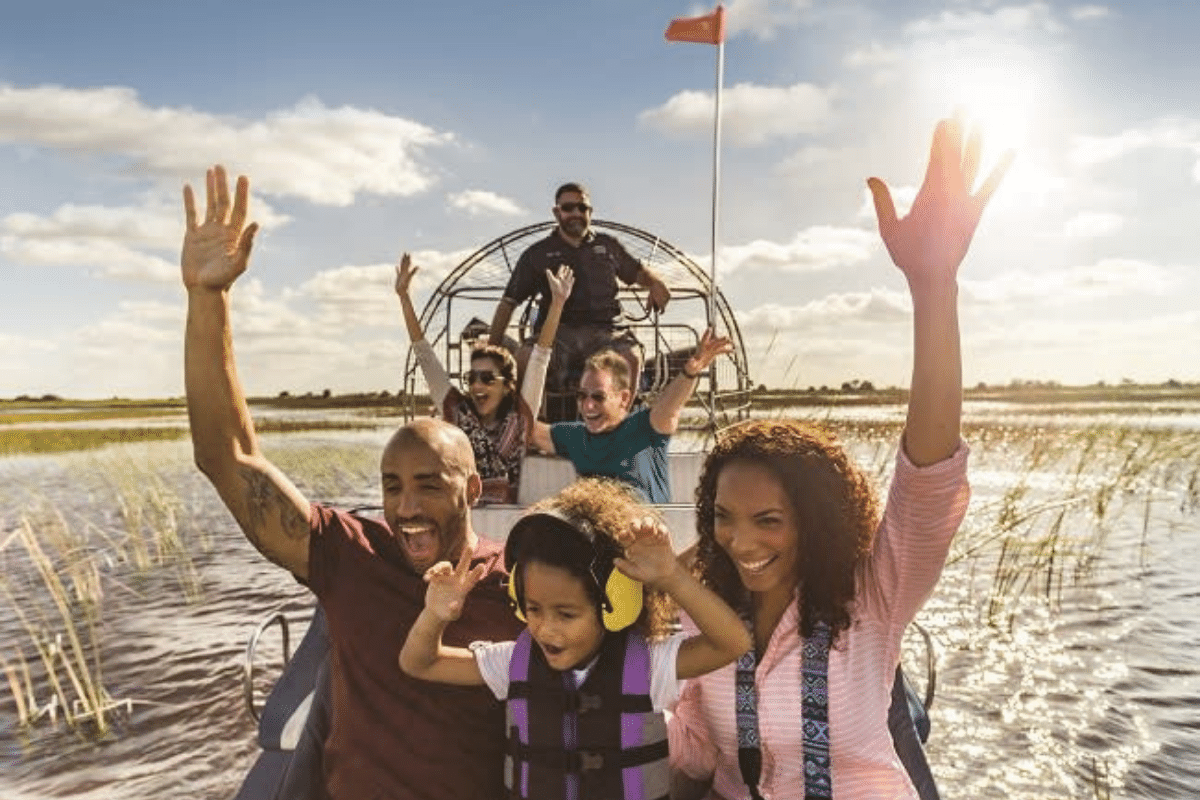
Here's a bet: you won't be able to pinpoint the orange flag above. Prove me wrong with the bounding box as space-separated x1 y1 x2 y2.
665 5 726 45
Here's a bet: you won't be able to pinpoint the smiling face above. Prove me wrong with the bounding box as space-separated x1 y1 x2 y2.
466 354 510 423
712 459 800 602
552 189 592 242
380 422 480 574
520 560 605 671
577 366 630 434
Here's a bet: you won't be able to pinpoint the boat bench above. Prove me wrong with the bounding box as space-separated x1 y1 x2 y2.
234 606 329 800
472 452 704 547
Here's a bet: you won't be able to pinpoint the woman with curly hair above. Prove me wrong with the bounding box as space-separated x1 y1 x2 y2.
396 252 573 503
401 478 750 800
668 117 1012 800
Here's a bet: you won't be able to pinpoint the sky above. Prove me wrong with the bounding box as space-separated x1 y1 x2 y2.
2 0 1198 399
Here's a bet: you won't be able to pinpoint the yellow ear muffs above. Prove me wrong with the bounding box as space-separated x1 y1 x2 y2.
599 565 643 632
507 565 526 623
504 509 644 631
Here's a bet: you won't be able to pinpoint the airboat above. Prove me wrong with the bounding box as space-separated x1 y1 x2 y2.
232 221 940 800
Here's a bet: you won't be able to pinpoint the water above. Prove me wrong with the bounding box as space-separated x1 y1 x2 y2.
1 402 1198 799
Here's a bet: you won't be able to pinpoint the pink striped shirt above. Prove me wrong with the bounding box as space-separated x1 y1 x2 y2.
669 441 970 800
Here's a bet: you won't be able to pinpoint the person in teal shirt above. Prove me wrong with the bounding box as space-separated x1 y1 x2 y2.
530 329 730 502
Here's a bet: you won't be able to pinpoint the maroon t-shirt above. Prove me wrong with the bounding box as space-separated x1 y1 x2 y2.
306 504 523 800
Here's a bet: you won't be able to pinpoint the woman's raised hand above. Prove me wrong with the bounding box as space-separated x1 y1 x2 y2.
545 264 575 305
395 252 417 298
867 117 1012 287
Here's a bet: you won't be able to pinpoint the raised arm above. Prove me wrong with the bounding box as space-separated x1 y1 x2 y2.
182 166 312 578
520 265 575 416
868 117 1011 466
648 329 732 435
395 252 452 407
399 548 488 686
394 252 426 343
615 517 750 679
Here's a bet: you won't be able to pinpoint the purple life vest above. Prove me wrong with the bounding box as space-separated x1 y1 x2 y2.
504 628 669 800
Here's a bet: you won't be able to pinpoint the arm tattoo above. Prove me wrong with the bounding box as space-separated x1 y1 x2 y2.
238 467 309 562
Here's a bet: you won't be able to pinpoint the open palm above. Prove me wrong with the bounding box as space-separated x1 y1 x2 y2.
181 165 258 291
868 118 1012 286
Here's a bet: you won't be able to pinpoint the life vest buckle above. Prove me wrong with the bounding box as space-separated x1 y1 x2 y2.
574 692 603 713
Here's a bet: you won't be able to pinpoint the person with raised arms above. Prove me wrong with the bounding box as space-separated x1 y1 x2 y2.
527 329 732 504
400 478 750 800
180 165 523 800
668 116 1012 800
396 252 574 503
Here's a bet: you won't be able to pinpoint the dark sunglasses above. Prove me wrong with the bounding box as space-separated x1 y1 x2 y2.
575 390 610 404
464 370 500 386
558 202 592 214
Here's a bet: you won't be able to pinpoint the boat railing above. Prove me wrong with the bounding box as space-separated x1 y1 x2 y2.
243 610 291 723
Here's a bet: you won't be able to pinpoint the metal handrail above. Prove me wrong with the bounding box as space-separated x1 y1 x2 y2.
242 610 292 722
909 621 938 712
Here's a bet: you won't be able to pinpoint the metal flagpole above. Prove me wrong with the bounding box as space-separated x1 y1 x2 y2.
708 33 724 331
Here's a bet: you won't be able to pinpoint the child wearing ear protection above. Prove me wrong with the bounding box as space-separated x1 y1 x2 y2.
400 478 750 800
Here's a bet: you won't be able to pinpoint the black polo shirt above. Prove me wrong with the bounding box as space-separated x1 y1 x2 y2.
501 228 643 331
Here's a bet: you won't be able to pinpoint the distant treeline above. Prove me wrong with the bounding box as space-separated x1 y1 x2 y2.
5 379 1200 410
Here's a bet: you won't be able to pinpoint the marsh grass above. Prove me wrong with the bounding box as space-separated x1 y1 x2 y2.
0 517 119 732
0 449 217 731
0 417 375 456
947 423 1200 627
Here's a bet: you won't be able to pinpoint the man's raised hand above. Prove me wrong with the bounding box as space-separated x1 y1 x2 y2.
181 165 258 291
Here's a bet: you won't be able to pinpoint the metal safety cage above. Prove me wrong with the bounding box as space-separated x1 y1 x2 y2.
399 220 752 435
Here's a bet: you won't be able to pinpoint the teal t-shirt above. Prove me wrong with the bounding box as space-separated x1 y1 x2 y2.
549 407 671 503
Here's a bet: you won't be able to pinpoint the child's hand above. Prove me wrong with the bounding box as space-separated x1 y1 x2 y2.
423 547 486 623
614 516 680 590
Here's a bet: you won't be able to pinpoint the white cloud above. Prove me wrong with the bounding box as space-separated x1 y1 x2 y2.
905 3 1063 37
962 258 1174 305
777 145 850 174
725 0 813 39
0 196 290 283
0 235 177 282
720 226 878 275
1063 211 1123 239
447 189 524 217
1069 5 1112 21
292 248 474 331
640 82 835 146
0 84 453 205
842 41 904 84
737 289 911 332
1069 118 1200 166
844 41 903 70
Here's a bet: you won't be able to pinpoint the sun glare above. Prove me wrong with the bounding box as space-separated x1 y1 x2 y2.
924 52 1054 207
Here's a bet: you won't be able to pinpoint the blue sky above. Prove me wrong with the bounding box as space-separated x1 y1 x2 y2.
2 0 1198 399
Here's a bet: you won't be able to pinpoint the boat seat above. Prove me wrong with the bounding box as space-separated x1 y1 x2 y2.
233 605 330 800
516 451 707 506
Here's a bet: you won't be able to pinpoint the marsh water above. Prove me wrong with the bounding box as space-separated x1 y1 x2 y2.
1 400 1198 799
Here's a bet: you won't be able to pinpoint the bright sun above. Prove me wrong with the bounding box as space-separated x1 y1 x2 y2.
923 51 1053 206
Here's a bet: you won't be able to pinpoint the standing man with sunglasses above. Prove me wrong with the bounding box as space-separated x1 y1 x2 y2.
529 328 731 503
487 182 672 417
